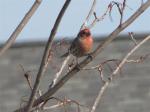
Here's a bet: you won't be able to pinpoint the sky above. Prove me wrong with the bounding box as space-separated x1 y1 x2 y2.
0 0 150 43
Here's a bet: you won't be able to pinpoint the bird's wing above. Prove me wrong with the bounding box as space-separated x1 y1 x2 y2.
69 37 79 52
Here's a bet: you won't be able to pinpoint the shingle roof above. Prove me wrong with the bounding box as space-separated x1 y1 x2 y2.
0 38 150 112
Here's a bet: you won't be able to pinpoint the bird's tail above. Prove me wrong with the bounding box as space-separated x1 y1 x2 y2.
61 52 69 58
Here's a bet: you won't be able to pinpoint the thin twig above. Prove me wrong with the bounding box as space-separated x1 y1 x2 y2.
128 32 138 45
31 97 89 112
50 55 71 88
88 7 110 28
109 0 131 25
81 59 119 70
19 64 33 90
109 1 126 26
43 98 89 112
90 81 109 112
91 1 150 57
90 35 150 112
112 35 150 77
25 1 71 112
14 1 150 112
120 0 127 25
81 0 97 29
0 0 42 56
19 64 43 98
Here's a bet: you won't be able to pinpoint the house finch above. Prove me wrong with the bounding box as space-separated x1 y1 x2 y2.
61 28 93 58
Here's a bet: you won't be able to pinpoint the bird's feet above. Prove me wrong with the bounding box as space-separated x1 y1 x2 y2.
87 53 94 61
75 63 82 70
68 58 81 71
74 58 82 70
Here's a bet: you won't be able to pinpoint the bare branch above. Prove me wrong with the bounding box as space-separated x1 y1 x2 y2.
0 0 42 56
31 97 89 112
112 35 150 77
109 0 127 26
92 1 150 57
50 55 71 88
88 7 110 28
25 0 72 112
128 32 138 45
90 81 109 112
81 0 97 29
90 35 150 112
120 0 127 25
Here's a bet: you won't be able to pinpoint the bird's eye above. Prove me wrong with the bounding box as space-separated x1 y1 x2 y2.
85 32 90 36
82 32 86 34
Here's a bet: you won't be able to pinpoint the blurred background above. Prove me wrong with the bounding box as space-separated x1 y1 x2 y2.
0 0 150 112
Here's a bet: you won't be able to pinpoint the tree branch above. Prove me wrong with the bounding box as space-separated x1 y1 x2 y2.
90 35 150 112
81 0 97 29
90 81 109 112
50 55 71 88
0 0 42 56
25 0 71 112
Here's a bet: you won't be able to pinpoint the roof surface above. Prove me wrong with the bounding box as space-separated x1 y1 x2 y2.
0 39 150 112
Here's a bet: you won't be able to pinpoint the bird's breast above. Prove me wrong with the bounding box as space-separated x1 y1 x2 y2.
79 36 93 53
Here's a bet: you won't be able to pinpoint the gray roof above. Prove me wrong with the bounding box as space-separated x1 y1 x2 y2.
0 38 150 112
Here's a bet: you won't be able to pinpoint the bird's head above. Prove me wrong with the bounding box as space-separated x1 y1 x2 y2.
78 28 91 37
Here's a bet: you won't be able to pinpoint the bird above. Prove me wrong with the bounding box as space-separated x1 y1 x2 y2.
61 28 93 58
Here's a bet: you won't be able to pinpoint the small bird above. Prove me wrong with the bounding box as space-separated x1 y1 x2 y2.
61 28 93 58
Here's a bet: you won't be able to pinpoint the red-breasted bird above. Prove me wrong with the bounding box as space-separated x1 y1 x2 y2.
61 28 93 58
